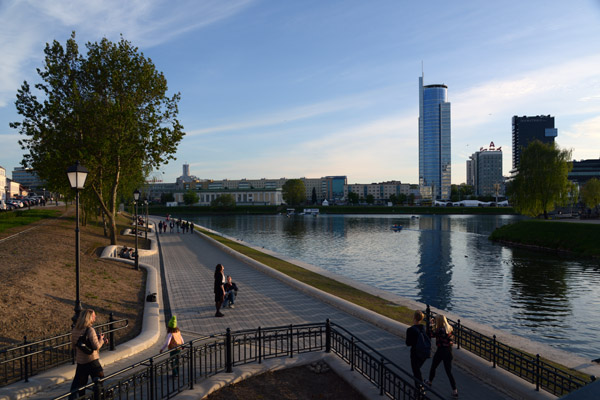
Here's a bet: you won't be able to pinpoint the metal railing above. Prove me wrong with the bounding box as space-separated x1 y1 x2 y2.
0 315 128 387
54 320 446 400
425 305 595 397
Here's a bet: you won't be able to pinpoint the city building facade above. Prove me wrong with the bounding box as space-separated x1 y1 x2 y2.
12 167 45 191
419 74 451 200
193 188 283 206
1 166 7 201
345 181 411 204
467 142 504 197
568 159 600 186
511 115 557 170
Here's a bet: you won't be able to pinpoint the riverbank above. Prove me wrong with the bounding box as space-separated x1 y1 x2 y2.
148 204 516 215
489 219 600 257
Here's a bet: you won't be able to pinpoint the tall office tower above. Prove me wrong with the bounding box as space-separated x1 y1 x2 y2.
419 74 451 200
511 115 557 170
467 142 503 197
182 163 190 177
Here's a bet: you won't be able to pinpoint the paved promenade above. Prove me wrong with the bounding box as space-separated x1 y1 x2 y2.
157 221 554 400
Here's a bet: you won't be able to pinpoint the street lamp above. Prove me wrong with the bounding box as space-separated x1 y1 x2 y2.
133 189 140 270
144 199 149 240
67 161 89 326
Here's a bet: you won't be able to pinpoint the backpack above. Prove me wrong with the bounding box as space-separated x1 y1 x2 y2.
415 326 432 359
76 327 94 355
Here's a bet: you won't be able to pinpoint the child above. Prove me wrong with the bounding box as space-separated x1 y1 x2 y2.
160 316 184 376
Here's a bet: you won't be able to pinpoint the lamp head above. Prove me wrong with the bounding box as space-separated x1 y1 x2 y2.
66 161 89 190
133 189 140 201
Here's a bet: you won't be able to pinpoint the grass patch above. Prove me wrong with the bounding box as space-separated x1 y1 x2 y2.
0 209 62 233
489 220 600 257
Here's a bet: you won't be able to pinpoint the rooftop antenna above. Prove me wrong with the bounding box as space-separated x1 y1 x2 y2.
421 61 424 78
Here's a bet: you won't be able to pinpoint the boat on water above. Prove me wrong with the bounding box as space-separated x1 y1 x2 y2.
391 224 403 232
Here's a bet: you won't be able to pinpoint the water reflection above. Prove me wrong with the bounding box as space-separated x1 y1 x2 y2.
416 216 453 309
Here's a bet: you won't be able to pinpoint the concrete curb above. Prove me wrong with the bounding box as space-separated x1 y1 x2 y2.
0 251 161 400
196 229 556 400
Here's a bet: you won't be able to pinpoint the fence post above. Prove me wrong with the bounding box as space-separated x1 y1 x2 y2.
226 328 233 373
325 319 331 353
492 335 496 368
109 312 116 351
93 378 103 400
258 327 262 364
23 336 29 383
379 357 385 396
456 319 461 350
535 354 540 391
149 358 155 400
289 324 294 358
350 337 355 371
425 305 431 329
189 342 194 390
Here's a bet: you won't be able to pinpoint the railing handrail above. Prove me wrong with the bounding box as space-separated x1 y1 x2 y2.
54 320 443 400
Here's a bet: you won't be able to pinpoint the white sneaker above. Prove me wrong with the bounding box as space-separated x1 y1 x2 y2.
229 304 235 309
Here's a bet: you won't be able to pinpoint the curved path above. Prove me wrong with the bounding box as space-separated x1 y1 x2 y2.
157 221 554 400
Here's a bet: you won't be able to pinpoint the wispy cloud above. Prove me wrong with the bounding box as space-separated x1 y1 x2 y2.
0 0 254 107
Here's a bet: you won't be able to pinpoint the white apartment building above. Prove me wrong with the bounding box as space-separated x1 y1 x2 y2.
345 181 411 204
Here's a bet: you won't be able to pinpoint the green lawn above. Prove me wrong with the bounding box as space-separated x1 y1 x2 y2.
0 209 62 233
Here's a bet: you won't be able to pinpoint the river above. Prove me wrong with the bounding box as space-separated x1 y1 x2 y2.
187 213 600 360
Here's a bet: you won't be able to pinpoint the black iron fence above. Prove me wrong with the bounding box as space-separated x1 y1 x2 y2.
0 315 128 387
54 321 446 400
425 305 596 397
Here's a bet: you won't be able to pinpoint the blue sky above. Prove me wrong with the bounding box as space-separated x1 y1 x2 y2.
1 0 599 185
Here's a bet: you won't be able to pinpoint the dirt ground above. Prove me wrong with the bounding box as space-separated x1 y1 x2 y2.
205 363 367 400
0 205 146 346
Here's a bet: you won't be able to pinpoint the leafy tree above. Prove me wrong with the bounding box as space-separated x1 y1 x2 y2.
366 194 375 204
211 194 236 207
408 193 415 205
282 179 305 206
183 190 199 205
347 191 359 205
581 178 600 213
389 194 398 205
12 33 184 244
398 193 408 205
161 192 175 204
508 140 572 219
311 187 317 205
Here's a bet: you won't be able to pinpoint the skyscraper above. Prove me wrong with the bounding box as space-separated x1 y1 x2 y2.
511 115 557 170
419 74 451 200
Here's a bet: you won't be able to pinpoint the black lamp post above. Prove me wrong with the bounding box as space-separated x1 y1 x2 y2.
133 189 140 270
67 161 89 326
144 199 149 240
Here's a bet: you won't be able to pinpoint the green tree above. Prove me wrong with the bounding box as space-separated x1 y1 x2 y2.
389 194 398 205
347 191 359 205
282 179 305 206
12 33 184 244
366 194 375 204
508 141 572 219
211 194 236 207
161 192 175 204
398 193 408 205
408 193 415 205
581 178 600 213
183 190 199 205
311 187 318 205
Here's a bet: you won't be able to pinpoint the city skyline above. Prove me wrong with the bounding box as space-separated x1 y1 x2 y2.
1 1 599 185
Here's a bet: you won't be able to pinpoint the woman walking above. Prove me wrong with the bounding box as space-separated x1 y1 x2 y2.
425 314 458 397
214 264 226 317
69 309 107 399
160 315 184 377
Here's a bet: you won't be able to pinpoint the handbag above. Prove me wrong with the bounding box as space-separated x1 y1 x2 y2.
76 327 95 355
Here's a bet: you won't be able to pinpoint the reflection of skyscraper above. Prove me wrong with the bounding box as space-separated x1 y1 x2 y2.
416 216 453 309
419 73 451 200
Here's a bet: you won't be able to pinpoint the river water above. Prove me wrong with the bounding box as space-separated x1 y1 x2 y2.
188 213 600 360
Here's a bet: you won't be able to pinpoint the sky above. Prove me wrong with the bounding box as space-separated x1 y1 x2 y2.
1 0 600 185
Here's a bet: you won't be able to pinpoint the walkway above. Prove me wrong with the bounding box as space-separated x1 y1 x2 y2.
157 221 553 400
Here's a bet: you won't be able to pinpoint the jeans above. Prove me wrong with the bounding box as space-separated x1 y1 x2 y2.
223 290 236 307
69 360 104 399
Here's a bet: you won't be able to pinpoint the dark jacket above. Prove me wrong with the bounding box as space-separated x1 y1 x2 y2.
406 323 426 357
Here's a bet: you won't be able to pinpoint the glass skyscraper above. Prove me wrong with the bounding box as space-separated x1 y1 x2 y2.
419 74 451 200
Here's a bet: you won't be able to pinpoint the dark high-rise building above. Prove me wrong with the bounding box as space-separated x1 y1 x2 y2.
568 159 600 185
511 115 557 170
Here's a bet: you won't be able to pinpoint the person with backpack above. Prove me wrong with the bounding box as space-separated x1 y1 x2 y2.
425 314 458 398
160 315 184 377
406 310 430 393
69 309 108 399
